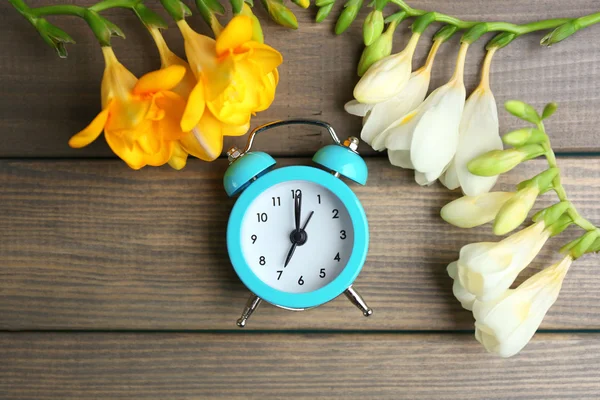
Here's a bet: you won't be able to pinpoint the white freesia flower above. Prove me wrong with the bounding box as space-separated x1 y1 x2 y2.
441 192 515 228
353 33 421 104
440 48 503 195
457 221 550 302
385 43 469 185
447 261 476 310
473 255 572 358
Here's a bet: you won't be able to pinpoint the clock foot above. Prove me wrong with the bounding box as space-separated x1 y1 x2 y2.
236 294 263 328
344 286 373 317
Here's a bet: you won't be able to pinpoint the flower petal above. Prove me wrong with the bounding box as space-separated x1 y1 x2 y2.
181 82 206 132
388 150 413 169
180 111 224 161
68 106 110 148
216 15 253 55
133 65 187 95
168 142 188 170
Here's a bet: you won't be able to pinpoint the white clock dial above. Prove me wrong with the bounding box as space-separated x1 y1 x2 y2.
240 180 354 294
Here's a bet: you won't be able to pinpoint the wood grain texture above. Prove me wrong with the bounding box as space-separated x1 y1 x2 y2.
1 332 600 399
1 157 599 330
1 1 600 157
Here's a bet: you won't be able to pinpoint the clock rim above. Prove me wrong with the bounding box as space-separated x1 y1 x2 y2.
227 165 369 310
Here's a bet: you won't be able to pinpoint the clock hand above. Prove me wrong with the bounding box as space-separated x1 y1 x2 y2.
294 190 302 232
283 211 315 268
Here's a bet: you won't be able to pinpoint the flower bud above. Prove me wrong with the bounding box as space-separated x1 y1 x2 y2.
356 22 398 76
504 100 540 124
467 149 524 177
562 230 599 259
541 21 578 46
547 214 572 237
441 192 515 228
262 0 298 29
502 128 547 147
240 3 264 43
493 186 539 235
542 102 558 120
133 4 168 29
486 32 516 50
315 3 334 22
363 10 384 46
292 0 310 8
335 0 363 35
315 0 334 6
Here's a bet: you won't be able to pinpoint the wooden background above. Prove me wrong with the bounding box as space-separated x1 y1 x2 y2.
1 0 600 398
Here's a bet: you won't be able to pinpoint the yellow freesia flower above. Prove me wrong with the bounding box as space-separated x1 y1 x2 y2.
68 47 188 169
148 27 249 168
176 15 282 129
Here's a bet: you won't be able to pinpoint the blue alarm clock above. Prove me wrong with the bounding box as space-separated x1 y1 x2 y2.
224 119 372 327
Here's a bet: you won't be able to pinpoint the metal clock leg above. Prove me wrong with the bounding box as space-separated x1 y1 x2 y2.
236 294 263 328
344 286 373 317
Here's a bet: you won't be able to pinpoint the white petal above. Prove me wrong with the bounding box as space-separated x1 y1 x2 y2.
362 72 431 148
415 171 436 186
410 83 466 175
440 160 460 190
455 88 503 196
344 100 373 117
388 150 413 169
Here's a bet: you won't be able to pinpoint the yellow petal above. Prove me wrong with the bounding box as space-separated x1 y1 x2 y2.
222 121 250 136
105 132 147 170
133 65 186 95
168 142 189 170
140 136 174 167
155 91 187 141
180 111 224 161
243 42 283 75
69 106 110 148
181 82 206 132
216 16 253 55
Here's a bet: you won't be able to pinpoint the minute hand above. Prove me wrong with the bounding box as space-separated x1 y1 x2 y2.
283 211 315 268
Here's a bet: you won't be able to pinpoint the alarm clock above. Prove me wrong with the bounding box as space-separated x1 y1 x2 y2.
224 119 372 327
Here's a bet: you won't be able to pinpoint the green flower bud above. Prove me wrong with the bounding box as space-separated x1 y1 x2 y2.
587 237 600 254
357 23 394 76
411 12 436 34
433 24 458 43
315 3 334 22
291 0 310 8
542 102 558 120
540 21 578 46
34 18 75 58
363 10 384 46
335 0 363 35
533 201 571 227
201 0 226 14
240 3 264 42
504 100 541 124
315 0 334 6
502 128 547 147
83 10 114 46
493 186 539 235
467 149 525 177
263 0 298 29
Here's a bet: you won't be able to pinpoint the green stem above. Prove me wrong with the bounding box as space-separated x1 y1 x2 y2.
389 0 593 38
30 5 86 17
537 120 598 232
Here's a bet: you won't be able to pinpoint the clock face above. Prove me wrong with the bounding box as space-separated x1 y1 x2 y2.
240 180 354 294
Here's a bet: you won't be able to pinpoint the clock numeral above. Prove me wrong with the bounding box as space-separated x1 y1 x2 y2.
298 276 304 286
276 270 283 280
340 230 346 240
251 234 257 244
271 197 281 206
317 194 321 204
256 212 268 222
319 268 326 278
291 189 302 199
334 252 341 262
332 209 339 219
259 256 266 266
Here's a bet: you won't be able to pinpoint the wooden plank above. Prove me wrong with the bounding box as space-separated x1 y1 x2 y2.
1 1 600 157
1 157 599 330
1 332 600 399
